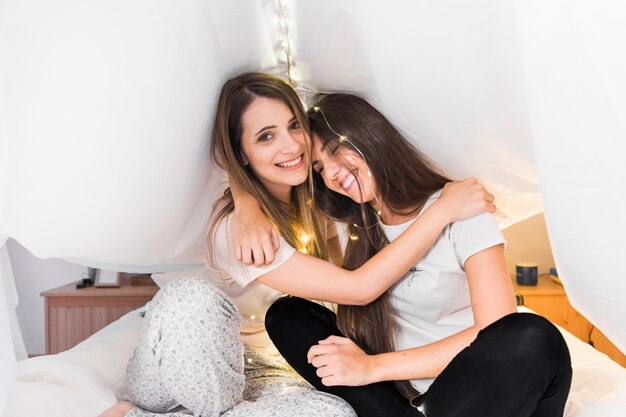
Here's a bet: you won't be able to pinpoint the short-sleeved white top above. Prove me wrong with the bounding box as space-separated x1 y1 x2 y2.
206 215 296 357
381 190 506 393
206 214 337 357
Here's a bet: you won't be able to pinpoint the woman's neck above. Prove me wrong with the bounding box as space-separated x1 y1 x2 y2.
264 182 293 203
378 204 419 226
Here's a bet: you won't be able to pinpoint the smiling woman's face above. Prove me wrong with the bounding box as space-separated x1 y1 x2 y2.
312 135 376 204
239 96 308 200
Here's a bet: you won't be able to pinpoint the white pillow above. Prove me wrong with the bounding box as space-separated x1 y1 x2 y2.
5 308 145 417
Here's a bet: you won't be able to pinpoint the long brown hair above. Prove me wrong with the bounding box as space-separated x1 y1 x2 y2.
207 72 328 266
309 93 450 398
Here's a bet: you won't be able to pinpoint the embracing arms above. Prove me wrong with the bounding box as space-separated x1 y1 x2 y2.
229 179 496 305
306 244 517 386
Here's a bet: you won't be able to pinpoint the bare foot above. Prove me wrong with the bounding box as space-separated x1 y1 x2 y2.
98 401 133 417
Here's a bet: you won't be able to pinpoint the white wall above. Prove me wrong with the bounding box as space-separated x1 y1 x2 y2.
502 213 556 277
7 238 85 355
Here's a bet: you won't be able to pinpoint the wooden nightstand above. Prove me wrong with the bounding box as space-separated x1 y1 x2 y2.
41 277 159 354
515 276 626 367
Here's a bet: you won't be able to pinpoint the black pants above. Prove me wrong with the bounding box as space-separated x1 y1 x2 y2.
265 297 572 417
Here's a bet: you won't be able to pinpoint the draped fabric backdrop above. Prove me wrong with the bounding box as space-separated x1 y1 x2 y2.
0 0 625 411
516 0 626 354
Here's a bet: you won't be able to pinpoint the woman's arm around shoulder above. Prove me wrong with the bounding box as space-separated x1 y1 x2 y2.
257 178 497 305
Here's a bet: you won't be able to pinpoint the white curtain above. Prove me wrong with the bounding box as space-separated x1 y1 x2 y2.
0 0 278 409
0 0 278 269
291 0 541 227
515 0 626 351
0 246 19 415
1 0 625 410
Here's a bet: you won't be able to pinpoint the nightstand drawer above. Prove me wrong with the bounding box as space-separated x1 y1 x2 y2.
520 293 569 329
41 277 158 354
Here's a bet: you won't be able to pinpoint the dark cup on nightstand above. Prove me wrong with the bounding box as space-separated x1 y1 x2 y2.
516 262 538 286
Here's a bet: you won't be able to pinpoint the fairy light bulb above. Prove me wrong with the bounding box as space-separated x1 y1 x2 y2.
349 234 359 241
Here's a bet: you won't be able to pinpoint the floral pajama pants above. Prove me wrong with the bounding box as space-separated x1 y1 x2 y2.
125 278 355 417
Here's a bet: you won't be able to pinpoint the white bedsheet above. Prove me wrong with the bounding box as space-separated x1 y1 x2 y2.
556 326 626 416
2 306 625 417
3 306 144 417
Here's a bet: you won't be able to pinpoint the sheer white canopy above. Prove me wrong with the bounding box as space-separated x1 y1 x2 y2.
1 0 625 411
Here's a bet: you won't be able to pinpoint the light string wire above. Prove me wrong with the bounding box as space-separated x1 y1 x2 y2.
311 106 384 217
273 2 380 239
275 0 297 88
275 1 317 253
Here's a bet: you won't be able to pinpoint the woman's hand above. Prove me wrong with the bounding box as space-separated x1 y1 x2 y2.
438 178 496 223
98 401 133 417
307 335 377 386
232 197 279 266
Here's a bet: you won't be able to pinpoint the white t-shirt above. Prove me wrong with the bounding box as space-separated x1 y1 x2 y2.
206 215 296 357
205 214 337 357
381 190 506 393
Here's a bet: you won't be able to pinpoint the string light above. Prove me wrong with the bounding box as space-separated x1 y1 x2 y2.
275 0 297 87
293 226 313 254
349 234 359 241
313 106 385 218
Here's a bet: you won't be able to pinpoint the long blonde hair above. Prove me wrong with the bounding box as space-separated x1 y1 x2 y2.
207 72 328 266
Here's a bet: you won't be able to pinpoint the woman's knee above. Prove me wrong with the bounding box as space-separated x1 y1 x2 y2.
153 277 242 326
486 313 571 368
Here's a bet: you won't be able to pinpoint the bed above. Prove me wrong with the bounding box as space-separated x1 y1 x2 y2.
3 306 625 417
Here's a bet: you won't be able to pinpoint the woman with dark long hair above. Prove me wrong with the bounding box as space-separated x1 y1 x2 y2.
98 73 494 417
240 93 572 417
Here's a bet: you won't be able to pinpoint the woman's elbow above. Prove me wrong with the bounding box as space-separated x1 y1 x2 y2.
348 289 380 306
337 276 383 305
334 291 374 306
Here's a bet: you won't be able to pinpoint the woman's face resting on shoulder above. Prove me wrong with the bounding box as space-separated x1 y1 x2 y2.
239 96 308 200
311 135 376 205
